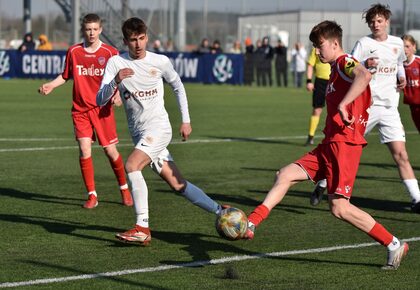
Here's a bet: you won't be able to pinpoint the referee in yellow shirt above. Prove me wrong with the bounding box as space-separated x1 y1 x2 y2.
305 47 331 145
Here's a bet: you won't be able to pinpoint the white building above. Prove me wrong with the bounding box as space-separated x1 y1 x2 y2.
238 10 374 55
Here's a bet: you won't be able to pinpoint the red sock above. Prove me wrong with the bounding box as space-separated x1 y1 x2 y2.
110 154 127 186
368 222 393 246
80 157 95 192
248 204 270 227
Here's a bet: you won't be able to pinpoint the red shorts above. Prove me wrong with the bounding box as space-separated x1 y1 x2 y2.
295 142 363 198
72 105 119 147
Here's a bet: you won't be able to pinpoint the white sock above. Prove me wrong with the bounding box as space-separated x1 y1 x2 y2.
403 179 420 203
183 181 220 214
88 191 97 197
128 171 149 228
318 179 327 188
387 236 401 251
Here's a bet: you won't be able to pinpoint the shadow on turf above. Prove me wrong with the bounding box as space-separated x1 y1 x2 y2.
0 213 123 243
0 187 122 207
20 259 168 289
153 230 259 265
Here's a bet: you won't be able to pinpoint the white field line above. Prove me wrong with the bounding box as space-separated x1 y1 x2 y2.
1 130 418 153
0 135 309 153
1 236 418 288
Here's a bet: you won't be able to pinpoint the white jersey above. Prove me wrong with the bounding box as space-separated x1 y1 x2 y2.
98 51 190 138
351 35 406 107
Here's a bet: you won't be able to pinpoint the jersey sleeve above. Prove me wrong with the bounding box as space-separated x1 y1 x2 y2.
61 48 73 80
340 57 360 79
351 41 363 62
97 56 119 106
307 48 316 66
161 56 191 123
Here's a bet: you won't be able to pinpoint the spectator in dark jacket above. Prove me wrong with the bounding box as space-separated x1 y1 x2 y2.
274 39 288 87
18 32 36 52
243 37 255 86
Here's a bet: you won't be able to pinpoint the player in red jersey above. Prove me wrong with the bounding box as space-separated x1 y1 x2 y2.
242 21 408 270
402 34 420 133
38 14 132 209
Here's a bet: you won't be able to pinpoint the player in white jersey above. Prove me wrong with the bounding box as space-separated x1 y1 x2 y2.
311 4 420 213
97 17 224 245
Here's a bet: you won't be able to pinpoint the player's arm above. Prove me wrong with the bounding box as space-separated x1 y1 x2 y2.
38 74 67 95
397 46 407 90
97 59 134 106
338 59 372 126
162 57 191 141
306 64 314 91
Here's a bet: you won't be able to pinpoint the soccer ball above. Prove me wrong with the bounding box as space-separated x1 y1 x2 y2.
216 207 248 240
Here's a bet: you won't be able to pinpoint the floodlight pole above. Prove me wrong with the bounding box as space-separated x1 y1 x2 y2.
177 0 186 51
23 0 31 34
71 0 80 44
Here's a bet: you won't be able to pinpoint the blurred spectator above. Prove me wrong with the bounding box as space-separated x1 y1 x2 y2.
196 38 211 53
274 39 288 87
37 34 53 51
291 42 307 87
211 39 223 54
18 32 36 52
255 39 264 86
152 39 164 53
229 40 241 54
259 37 274 87
243 37 254 86
165 39 175 52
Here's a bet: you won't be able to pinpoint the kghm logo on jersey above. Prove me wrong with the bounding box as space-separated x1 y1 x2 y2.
212 55 233 82
123 88 158 100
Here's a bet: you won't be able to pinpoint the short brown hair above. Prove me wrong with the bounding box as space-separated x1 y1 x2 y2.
363 4 392 23
122 17 148 40
309 20 342 48
81 13 102 29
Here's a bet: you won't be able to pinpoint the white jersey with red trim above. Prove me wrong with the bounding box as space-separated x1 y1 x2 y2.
99 51 190 138
352 35 406 107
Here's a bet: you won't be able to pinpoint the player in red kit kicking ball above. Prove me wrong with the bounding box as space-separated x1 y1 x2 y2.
402 34 420 134
243 20 409 270
38 14 132 209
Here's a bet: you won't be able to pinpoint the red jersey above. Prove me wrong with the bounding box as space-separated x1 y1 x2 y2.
62 41 119 113
322 54 371 145
403 55 420 105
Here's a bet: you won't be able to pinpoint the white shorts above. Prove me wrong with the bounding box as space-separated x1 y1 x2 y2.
365 105 406 144
133 127 174 173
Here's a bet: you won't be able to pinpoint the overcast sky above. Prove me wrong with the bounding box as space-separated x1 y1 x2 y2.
0 0 404 18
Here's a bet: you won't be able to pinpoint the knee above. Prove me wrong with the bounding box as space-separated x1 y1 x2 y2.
329 204 348 220
171 180 187 193
104 145 119 160
393 150 410 165
125 160 138 173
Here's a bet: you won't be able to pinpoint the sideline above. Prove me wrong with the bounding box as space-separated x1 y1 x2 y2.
1 237 419 288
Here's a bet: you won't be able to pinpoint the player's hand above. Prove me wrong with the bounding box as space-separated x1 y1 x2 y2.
397 76 406 91
111 91 122 107
365 57 379 74
337 104 355 126
306 82 314 92
111 94 122 107
180 123 192 141
38 84 53 95
115 68 134 84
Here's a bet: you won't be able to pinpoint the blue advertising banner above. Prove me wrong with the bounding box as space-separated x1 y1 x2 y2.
0 50 243 84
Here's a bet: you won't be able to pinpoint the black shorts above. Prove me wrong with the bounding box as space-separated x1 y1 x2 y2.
312 78 328 108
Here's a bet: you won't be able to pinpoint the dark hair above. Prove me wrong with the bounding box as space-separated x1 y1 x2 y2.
309 20 342 48
363 4 392 23
81 13 102 29
122 17 148 40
